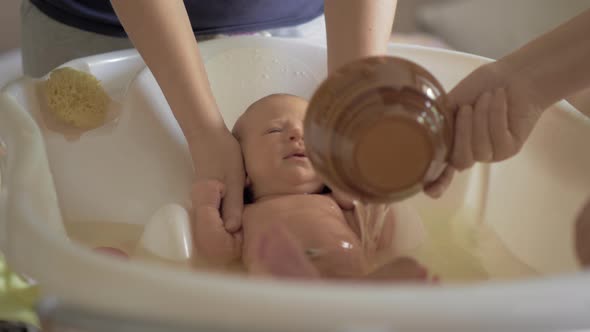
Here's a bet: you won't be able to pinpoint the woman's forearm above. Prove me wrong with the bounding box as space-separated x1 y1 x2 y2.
110 0 225 140
499 8 590 109
324 0 397 73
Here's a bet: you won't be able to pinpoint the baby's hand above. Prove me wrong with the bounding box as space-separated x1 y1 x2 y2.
192 179 242 266
331 189 356 210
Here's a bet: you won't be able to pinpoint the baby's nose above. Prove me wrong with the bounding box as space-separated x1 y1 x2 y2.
289 127 304 141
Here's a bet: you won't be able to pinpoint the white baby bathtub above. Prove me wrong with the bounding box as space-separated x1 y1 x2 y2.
0 36 589 332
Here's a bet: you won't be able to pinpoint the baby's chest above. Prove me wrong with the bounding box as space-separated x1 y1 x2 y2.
243 196 351 236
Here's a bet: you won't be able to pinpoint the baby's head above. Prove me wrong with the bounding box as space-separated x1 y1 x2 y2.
233 94 324 201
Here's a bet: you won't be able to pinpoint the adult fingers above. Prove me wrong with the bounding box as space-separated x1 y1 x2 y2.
424 166 455 198
221 174 245 233
472 92 493 162
451 105 474 171
489 88 516 161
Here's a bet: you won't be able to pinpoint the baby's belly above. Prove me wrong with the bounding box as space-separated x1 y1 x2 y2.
283 214 358 252
244 211 366 278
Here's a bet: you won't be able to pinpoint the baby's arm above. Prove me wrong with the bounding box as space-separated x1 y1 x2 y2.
377 202 425 256
370 205 440 283
334 196 425 257
336 198 433 282
331 190 356 211
192 180 242 266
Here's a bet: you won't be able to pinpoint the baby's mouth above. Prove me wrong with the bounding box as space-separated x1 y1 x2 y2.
284 151 307 159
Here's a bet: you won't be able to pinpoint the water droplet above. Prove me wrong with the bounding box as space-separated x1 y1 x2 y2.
341 241 353 249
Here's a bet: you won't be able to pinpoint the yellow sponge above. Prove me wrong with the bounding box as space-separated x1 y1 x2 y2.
44 67 110 129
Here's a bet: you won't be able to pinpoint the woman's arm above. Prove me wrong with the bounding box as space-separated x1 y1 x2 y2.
324 0 397 73
447 8 590 171
111 0 245 233
497 8 590 110
110 0 224 139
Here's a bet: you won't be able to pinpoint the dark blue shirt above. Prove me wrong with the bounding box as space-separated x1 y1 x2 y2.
30 0 324 37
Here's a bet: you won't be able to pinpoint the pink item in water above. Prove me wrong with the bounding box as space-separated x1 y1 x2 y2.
93 247 129 260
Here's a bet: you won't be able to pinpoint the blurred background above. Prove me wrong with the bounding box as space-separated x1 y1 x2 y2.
0 1 21 87
0 0 589 109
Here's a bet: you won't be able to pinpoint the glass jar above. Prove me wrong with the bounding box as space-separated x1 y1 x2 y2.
304 56 453 203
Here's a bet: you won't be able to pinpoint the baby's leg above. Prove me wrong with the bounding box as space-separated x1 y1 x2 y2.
248 225 320 280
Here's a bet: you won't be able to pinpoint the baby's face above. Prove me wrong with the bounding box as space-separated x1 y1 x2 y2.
235 95 323 199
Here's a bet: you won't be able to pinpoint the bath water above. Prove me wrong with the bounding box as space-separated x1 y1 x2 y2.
63 207 539 284
64 220 245 274
410 208 539 283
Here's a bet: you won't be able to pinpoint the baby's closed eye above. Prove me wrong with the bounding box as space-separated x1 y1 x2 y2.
265 127 283 134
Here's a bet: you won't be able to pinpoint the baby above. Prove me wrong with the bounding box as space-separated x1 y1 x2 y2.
193 94 429 281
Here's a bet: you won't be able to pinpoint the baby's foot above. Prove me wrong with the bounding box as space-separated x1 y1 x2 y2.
249 225 320 280
93 246 129 260
368 257 438 283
